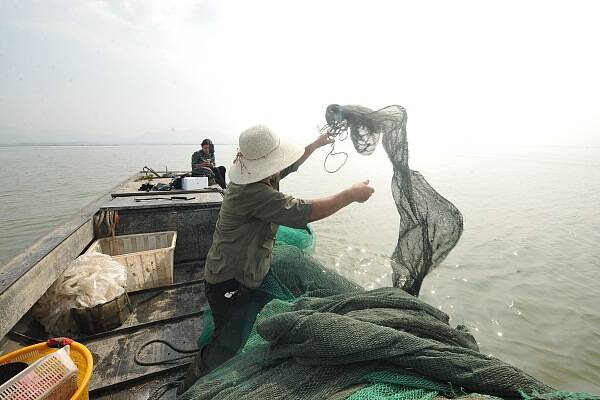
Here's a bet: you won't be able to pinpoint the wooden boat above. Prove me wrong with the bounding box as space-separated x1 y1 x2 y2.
0 170 223 399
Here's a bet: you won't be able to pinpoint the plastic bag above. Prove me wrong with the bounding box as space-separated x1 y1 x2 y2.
32 252 128 336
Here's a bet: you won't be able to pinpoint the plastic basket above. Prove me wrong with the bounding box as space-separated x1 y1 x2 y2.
0 339 93 400
86 231 177 291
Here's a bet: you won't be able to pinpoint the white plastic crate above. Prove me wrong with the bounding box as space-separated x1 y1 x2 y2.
86 231 177 292
0 346 78 400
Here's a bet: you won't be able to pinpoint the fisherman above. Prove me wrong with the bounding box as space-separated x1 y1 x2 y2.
180 125 374 393
191 138 227 189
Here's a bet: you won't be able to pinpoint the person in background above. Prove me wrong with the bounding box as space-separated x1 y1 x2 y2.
179 125 374 394
191 138 227 189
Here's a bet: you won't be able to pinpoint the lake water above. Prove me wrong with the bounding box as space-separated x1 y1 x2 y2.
0 143 599 392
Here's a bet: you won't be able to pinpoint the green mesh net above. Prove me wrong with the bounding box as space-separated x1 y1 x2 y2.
184 245 599 400
197 227 319 349
348 384 437 400
274 224 316 254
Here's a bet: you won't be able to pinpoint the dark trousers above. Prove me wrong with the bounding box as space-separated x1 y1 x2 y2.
210 166 227 189
179 279 273 394
201 279 272 370
192 166 227 189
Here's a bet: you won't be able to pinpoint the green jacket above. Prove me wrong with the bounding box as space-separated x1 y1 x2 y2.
204 163 312 288
191 150 215 174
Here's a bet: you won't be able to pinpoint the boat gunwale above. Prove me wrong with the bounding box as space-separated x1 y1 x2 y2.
0 173 138 340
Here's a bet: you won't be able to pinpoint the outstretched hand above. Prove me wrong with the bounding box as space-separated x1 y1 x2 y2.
313 133 335 149
350 180 375 203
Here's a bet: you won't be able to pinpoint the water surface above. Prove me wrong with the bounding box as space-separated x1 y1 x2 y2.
0 143 598 392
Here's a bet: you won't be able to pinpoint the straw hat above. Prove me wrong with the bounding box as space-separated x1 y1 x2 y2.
228 125 304 184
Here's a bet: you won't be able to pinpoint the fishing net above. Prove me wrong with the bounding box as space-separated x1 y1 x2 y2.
323 104 463 296
181 105 599 399
182 245 599 400
274 224 316 254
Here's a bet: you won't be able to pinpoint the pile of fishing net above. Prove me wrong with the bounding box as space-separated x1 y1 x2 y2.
182 245 598 400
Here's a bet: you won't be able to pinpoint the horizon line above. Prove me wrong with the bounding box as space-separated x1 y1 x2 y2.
0 142 239 147
1 142 600 149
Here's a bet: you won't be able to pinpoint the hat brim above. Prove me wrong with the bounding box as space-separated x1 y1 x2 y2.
228 138 305 184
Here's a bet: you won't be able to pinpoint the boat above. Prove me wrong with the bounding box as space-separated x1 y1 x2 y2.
0 169 224 399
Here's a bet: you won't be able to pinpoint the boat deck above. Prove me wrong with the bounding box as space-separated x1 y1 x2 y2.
0 170 223 399
11 261 206 399
110 173 224 198
89 261 206 399
101 192 222 211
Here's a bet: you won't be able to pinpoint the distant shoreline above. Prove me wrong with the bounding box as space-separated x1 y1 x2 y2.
0 142 238 147
1 143 599 149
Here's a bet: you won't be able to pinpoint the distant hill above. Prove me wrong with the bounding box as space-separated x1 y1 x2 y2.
0 125 69 145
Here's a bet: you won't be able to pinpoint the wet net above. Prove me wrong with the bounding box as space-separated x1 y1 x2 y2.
323 104 463 296
182 245 599 400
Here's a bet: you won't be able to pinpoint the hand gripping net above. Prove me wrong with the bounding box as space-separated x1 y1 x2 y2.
324 104 464 296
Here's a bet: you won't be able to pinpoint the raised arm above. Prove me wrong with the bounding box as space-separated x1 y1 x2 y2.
294 133 334 169
309 180 374 222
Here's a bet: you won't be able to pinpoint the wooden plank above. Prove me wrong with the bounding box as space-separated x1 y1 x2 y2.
173 261 205 283
129 255 144 291
100 193 223 211
112 187 223 198
93 369 181 400
120 283 206 331
156 253 167 285
86 317 202 392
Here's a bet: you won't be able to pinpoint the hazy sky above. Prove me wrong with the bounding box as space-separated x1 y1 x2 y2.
1 0 599 147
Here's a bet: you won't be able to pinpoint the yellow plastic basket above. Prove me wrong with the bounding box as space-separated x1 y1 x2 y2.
0 338 93 400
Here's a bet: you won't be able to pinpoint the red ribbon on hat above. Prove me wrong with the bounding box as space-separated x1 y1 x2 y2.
233 150 249 175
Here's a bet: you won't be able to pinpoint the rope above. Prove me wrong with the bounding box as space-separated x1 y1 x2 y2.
319 122 349 173
147 378 185 400
93 210 120 254
134 339 199 366
135 339 200 399
324 140 349 173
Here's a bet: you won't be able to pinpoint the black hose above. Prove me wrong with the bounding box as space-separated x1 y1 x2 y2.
147 378 185 400
134 339 199 366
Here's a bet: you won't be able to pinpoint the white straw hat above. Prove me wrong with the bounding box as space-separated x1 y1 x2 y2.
228 125 304 184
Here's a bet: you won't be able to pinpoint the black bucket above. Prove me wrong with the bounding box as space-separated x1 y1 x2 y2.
71 292 133 334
